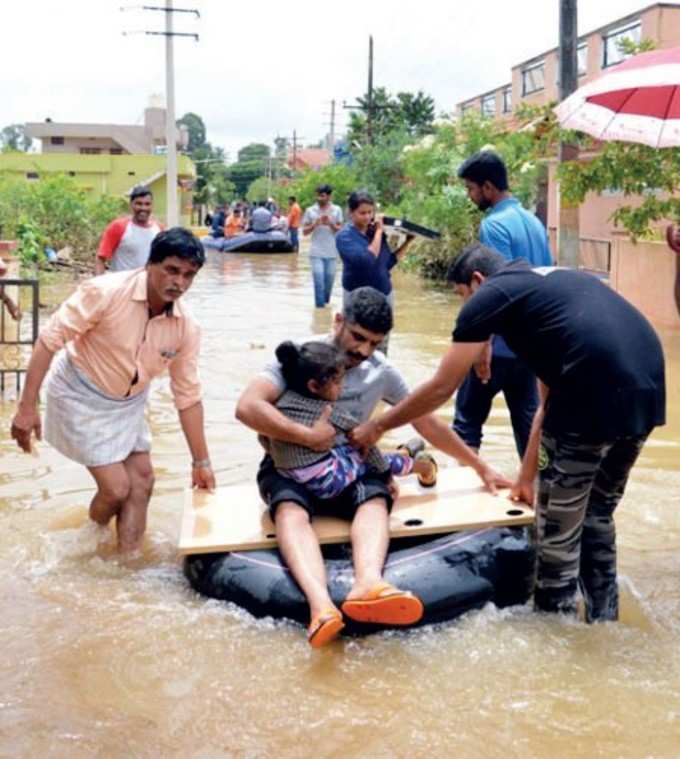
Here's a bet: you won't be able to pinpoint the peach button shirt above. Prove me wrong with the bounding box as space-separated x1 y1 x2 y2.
40 268 202 410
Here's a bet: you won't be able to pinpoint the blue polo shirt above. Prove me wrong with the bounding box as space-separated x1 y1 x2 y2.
336 224 397 295
478 197 552 359
479 197 552 266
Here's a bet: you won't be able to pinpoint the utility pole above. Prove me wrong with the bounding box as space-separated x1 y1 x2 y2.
329 99 336 152
279 131 305 174
558 0 580 267
367 35 374 145
165 0 178 226
343 36 386 147
292 130 299 172
122 4 199 227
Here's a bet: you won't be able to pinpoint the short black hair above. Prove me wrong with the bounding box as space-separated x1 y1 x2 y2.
457 151 509 191
343 287 393 335
130 185 153 201
446 243 506 285
148 227 205 267
316 184 333 194
288 195 296 202
347 189 375 212
275 340 344 398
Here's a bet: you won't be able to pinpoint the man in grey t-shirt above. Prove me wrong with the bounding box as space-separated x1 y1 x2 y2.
236 287 510 646
302 183 343 308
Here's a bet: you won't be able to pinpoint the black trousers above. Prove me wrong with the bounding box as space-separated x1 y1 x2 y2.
453 353 538 458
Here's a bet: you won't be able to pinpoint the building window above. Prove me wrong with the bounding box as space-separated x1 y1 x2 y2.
26 172 39 180
50 136 64 145
522 61 545 95
502 87 512 113
603 21 641 68
109 148 123 155
481 94 496 118
577 43 588 76
80 147 101 155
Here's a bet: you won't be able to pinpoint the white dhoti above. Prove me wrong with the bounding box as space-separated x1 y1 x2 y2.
44 353 151 468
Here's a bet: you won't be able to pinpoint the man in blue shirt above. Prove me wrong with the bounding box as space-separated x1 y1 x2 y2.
454 151 552 458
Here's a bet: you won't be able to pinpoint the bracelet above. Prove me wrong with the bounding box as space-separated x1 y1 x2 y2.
192 458 211 469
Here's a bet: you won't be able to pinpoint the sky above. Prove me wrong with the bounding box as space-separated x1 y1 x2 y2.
1 0 671 160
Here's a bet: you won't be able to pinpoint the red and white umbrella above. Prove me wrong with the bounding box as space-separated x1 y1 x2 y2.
555 46 680 148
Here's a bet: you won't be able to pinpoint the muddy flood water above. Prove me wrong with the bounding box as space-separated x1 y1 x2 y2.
1 249 679 758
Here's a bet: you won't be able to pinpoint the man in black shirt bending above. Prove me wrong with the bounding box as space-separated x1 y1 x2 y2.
350 244 666 622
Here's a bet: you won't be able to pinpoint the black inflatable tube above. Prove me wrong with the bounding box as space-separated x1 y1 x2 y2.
183 527 535 634
202 232 294 254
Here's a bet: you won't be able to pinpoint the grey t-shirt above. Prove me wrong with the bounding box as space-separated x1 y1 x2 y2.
251 207 273 232
302 203 343 259
259 335 409 422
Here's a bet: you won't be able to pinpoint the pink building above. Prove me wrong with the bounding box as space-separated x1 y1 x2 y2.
456 2 680 273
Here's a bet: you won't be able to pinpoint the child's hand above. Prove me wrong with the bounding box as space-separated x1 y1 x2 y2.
387 476 400 503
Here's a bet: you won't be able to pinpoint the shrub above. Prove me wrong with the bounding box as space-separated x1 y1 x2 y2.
0 173 126 264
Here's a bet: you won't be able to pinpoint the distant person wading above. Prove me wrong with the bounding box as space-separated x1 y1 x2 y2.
302 184 343 308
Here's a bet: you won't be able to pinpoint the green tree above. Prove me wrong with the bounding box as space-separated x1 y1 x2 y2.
227 143 272 197
396 91 436 136
246 176 273 203
347 88 436 147
353 129 412 206
176 112 207 152
1 124 32 152
284 163 359 212
237 143 270 162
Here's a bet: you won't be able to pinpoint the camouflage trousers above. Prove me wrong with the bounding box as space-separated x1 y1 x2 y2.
534 430 649 622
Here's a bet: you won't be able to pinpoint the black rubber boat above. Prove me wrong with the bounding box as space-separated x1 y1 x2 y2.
183 527 534 634
202 231 294 253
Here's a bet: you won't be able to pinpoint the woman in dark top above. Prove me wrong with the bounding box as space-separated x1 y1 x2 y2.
335 190 414 312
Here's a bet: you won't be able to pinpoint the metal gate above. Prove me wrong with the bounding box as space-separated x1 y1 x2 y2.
0 278 39 392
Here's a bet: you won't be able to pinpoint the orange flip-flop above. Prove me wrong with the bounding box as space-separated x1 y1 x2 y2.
341 582 424 626
307 609 345 648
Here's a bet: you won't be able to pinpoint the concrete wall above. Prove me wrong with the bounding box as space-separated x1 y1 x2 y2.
610 238 680 328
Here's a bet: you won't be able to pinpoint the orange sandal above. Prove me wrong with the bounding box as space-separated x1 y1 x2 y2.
341 582 424 626
307 609 345 648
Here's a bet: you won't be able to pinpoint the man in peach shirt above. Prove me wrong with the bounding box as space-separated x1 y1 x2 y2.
11 228 215 553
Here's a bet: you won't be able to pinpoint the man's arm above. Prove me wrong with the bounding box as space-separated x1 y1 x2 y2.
96 220 124 275
411 413 512 494
350 341 486 448
394 234 415 260
10 339 55 452
178 401 215 490
235 377 335 451
301 210 316 236
510 380 549 506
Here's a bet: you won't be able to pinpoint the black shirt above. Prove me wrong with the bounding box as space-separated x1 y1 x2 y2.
453 261 666 441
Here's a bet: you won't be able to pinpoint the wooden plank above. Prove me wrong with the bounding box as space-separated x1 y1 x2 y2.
178 467 534 556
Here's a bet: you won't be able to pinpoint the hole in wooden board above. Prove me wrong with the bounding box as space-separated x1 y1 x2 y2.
404 518 423 527
265 533 276 538
506 509 525 516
